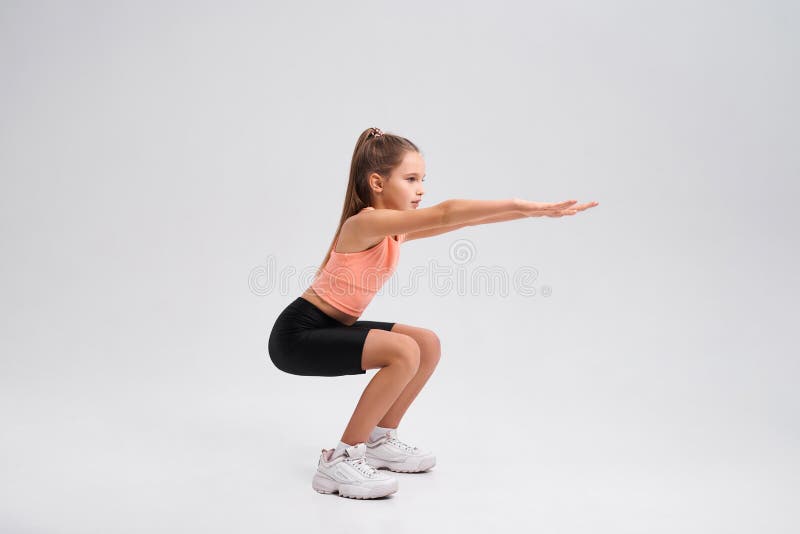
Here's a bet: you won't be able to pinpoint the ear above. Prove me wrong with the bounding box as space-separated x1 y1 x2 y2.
368 172 384 194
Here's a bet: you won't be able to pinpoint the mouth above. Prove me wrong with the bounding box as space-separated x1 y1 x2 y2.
411 200 421 206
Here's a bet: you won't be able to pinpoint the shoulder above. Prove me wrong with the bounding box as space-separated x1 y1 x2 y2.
345 206 374 221
345 208 406 245
337 207 384 253
347 204 443 243
343 206 376 226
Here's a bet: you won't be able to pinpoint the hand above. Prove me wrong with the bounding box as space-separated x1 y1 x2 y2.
515 198 599 218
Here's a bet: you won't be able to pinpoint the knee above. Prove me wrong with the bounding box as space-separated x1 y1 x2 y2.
391 334 421 374
419 329 441 369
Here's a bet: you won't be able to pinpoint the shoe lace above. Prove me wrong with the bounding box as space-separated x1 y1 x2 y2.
346 456 380 478
387 435 419 453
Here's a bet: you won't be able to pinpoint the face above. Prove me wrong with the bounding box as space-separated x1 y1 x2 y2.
369 150 426 210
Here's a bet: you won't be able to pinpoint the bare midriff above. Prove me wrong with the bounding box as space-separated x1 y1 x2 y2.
300 286 360 326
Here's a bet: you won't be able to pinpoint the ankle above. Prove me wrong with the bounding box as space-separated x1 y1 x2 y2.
369 425 396 442
332 440 355 459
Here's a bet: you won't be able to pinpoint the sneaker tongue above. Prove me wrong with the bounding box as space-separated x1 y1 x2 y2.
344 442 366 458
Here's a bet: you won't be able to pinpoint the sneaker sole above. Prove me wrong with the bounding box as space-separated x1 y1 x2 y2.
312 472 398 499
366 455 436 473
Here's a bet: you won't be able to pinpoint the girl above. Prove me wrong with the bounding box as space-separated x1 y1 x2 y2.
267 127 598 499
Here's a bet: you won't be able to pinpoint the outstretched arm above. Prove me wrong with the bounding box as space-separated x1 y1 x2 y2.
404 209 527 241
355 197 525 242
404 199 598 242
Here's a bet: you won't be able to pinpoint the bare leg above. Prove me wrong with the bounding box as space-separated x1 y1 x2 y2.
377 326 442 429
376 365 438 429
339 331 420 445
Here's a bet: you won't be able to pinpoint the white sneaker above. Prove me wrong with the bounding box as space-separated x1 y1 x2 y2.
365 428 436 473
312 442 399 499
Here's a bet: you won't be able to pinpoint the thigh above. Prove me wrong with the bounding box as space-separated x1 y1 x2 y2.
270 326 370 377
268 297 413 377
287 326 375 377
293 320 404 376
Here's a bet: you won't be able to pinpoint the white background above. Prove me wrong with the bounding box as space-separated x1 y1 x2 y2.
1 1 797 532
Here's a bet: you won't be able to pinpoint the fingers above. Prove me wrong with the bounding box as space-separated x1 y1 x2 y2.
545 210 574 217
555 201 599 212
540 200 576 211
537 200 598 216
539 200 571 209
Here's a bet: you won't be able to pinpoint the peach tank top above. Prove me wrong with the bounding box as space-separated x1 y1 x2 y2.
310 207 406 316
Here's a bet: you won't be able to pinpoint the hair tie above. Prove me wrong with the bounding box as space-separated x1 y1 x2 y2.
369 127 383 138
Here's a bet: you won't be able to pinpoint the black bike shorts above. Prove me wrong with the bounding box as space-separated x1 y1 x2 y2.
268 296 396 377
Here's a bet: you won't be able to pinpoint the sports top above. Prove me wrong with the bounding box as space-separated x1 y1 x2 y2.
310 207 406 316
